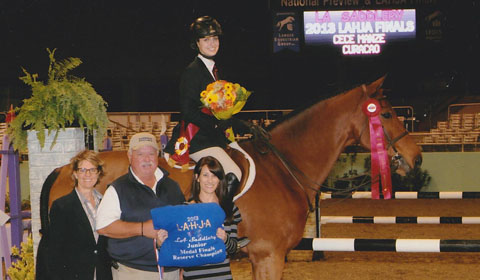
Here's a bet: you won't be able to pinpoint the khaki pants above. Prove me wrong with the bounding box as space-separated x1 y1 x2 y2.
112 263 180 280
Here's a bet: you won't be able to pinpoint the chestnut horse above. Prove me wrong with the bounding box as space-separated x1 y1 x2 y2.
39 76 422 279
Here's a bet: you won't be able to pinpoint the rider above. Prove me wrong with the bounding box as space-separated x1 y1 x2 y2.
165 16 247 204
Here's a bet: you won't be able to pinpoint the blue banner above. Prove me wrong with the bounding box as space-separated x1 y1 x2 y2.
273 11 300 53
151 203 226 267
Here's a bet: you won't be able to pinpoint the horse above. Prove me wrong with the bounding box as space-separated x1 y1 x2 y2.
276 16 295 31
38 76 422 279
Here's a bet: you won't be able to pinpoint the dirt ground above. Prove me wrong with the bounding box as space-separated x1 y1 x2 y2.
230 199 480 279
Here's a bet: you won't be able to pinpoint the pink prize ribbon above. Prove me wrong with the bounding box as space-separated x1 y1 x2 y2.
362 99 392 199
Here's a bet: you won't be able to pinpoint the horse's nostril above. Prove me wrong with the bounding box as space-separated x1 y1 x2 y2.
414 155 422 168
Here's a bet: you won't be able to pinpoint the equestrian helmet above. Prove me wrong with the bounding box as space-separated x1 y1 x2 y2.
190 16 222 49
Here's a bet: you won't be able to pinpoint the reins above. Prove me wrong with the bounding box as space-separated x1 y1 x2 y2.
245 122 345 212
248 123 384 212
240 93 408 212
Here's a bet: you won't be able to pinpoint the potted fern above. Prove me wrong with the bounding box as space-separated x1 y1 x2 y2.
7 48 109 151
6 48 109 259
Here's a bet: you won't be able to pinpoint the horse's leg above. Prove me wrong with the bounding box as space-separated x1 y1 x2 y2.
249 250 286 280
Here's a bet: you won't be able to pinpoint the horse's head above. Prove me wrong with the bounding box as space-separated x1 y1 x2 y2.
358 75 422 175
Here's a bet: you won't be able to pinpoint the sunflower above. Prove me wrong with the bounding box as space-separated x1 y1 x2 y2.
200 80 251 120
225 90 236 102
224 82 233 92
206 91 219 104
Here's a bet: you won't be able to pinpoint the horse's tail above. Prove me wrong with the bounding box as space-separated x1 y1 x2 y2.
39 168 61 235
36 167 61 280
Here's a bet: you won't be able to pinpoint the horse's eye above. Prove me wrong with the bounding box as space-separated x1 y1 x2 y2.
381 112 392 119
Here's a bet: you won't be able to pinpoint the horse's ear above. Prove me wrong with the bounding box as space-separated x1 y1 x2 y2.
367 74 388 98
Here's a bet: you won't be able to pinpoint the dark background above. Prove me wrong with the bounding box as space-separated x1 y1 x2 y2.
1 0 479 129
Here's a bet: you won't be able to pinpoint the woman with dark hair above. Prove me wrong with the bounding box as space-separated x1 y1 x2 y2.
182 156 245 279
48 150 112 280
165 15 248 204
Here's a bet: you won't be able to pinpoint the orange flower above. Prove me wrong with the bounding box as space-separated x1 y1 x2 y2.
200 80 251 120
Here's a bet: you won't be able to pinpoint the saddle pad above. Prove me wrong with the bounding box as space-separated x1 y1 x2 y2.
151 203 226 267
229 142 256 202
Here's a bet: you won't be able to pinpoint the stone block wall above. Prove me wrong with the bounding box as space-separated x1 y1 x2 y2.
27 128 85 260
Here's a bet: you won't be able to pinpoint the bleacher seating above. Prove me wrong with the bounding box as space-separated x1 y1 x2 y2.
0 112 283 154
104 116 281 152
416 111 480 151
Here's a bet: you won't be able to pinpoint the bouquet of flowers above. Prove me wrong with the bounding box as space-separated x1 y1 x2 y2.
200 80 251 120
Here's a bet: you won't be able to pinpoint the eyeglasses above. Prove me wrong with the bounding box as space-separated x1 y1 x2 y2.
76 168 99 174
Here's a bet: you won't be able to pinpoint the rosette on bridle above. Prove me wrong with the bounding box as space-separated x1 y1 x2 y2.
362 98 392 199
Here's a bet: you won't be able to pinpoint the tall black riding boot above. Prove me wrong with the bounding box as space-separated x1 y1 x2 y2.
224 173 250 251
225 172 240 201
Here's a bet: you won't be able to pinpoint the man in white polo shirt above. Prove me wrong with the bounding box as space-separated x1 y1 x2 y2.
96 132 185 280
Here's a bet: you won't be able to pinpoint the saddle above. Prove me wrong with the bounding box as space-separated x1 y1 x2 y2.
165 122 268 200
225 145 250 198
164 144 252 200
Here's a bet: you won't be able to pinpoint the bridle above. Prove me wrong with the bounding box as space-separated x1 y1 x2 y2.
384 127 409 171
376 96 410 171
249 94 411 212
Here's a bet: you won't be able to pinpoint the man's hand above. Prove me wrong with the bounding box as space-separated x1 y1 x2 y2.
156 229 168 247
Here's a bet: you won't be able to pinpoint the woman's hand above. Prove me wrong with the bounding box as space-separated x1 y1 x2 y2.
156 229 168 247
216 228 227 242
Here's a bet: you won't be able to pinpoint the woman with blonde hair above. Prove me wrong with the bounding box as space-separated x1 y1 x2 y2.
48 150 112 280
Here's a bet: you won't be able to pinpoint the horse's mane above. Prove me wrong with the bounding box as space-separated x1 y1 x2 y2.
267 81 366 131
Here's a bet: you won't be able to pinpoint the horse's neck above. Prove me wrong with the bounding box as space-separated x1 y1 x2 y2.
269 88 364 186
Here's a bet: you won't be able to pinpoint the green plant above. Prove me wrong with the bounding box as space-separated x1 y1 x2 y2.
7 234 35 280
7 48 109 151
4 192 31 213
363 156 431 191
391 167 432 192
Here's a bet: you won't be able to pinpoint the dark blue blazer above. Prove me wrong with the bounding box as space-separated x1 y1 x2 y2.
48 189 112 280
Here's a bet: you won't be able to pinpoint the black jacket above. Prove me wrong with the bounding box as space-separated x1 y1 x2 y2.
48 189 112 280
165 57 229 154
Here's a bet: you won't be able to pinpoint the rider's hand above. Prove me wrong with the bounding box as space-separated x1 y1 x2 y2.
217 119 232 131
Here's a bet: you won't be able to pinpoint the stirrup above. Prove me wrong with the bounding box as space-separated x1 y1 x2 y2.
236 237 251 252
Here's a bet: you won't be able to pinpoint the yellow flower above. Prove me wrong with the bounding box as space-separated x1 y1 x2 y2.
206 92 219 104
7 235 35 280
225 83 233 91
200 80 251 120
225 90 236 102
